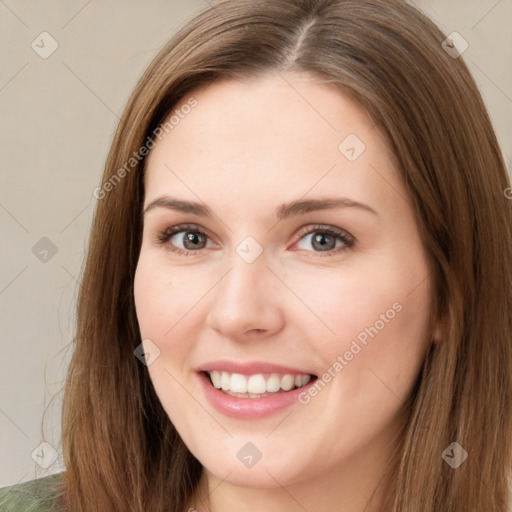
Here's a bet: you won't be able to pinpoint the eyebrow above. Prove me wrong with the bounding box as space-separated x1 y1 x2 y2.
142 195 378 220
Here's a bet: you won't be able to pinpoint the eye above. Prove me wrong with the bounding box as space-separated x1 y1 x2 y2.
155 224 215 256
154 223 354 257
292 225 354 255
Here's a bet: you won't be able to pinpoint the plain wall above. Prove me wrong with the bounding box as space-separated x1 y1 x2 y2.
1 0 511 486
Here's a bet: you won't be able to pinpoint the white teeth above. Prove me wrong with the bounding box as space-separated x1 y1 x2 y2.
266 373 281 392
230 373 248 393
225 390 261 399
247 374 267 394
207 370 313 395
221 371 231 390
210 370 222 389
301 374 311 386
281 374 295 391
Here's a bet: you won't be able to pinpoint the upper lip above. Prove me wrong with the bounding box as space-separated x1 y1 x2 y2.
197 360 316 376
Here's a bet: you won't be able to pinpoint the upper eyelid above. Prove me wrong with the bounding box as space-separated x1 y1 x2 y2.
159 222 354 247
299 224 352 237
163 223 217 243
160 222 350 235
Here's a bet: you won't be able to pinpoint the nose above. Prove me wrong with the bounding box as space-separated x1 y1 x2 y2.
204 251 285 341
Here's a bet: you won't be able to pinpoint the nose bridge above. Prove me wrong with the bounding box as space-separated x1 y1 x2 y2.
205 243 284 337
216 247 270 310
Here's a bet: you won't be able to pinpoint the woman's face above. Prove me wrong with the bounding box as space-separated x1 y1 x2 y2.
134 72 440 500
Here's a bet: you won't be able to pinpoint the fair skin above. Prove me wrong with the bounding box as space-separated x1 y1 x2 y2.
134 71 442 512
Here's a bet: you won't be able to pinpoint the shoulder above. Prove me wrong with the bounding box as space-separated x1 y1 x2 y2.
0 472 64 512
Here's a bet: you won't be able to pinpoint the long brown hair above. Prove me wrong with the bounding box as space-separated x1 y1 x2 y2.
58 0 512 510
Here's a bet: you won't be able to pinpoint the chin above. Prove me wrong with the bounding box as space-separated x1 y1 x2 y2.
191 438 310 489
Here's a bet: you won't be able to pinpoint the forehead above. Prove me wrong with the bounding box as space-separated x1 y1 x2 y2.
143 72 405 222
160 72 376 159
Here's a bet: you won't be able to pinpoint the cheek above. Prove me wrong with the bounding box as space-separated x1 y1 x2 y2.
134 269 166 340
292 257 431 384
133 252 216 400
134 254 199 339
133 256 199 418
286 261 431 454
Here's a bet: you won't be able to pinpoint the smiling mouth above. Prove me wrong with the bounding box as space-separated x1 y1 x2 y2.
202 370 317 399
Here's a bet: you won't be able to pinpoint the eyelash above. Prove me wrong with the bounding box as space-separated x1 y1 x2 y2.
154 223 355 257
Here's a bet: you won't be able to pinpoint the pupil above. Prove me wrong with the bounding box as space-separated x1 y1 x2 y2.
313 233 334 251
180 231 336 251
184 232 205 249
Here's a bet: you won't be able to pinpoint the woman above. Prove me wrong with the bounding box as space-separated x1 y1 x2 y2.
1 0 511 510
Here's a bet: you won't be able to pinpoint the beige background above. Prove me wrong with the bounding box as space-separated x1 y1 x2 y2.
0 0 511 487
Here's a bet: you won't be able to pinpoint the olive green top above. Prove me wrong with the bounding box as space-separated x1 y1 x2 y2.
0 473 63 512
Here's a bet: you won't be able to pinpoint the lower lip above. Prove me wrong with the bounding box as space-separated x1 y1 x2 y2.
197 371 317 419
